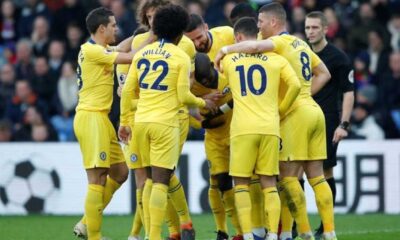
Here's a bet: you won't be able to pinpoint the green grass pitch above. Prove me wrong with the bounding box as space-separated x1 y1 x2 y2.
1 214 399 240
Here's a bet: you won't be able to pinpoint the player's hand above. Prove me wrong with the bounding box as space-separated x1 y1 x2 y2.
204 99 218 114
214 50 226 73
118 126 131 144
332 127 348 144
202 91 223 102
117 85 123 97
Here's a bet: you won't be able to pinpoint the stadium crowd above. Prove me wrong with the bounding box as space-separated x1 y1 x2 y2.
0 0 399 142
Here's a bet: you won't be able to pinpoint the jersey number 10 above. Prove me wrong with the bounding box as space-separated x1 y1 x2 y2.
236 64 267 96
137 59 169 91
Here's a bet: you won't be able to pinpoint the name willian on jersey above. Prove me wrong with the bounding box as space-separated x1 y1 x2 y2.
141 48 172 59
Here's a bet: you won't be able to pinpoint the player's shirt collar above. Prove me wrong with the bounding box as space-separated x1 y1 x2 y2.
207 31 213 51
279 31 289 35
88 38 96 44
158 38 172 48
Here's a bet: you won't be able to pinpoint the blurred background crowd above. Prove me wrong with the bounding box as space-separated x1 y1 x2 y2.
0 0 399 142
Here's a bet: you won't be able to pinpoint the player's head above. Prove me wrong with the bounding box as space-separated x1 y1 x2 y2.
86 7 117 43
258 2 287 39
229 2 257 26
137 0 170 29
194 53 218 89
234 17 258 43
153 4 189 44
305 11 328 45
184 14 210 53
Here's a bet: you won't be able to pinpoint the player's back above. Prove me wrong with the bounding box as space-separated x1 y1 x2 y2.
208 26 235 61
222 51 293 138
133 40 190 127
269 33 321 113
76 40 118 112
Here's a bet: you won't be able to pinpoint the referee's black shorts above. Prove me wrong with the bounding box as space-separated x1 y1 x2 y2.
324 112 340 169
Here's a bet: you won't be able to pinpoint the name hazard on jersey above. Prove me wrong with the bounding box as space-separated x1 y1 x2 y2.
231 53 268 62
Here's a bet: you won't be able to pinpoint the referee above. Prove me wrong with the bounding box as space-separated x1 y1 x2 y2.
305 11 355 239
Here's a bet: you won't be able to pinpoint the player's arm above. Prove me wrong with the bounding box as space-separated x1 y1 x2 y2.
115 36 134 52
279 60 301 116
310 51 331 95
214 39 275 71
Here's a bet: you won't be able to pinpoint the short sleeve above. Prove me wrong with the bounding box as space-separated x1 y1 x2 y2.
86 45 118 65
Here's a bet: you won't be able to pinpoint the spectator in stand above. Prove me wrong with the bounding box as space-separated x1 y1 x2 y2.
52 0 86 39
0 119 13 141
17 0 50 38
333 0 356 29
347 2 387 54
323 7 346 41
1 0 18 47
111 0 136 42
51 61 78 141
0 63 16 118
15 39 35 80
186 0 206 17
31 56 56 103
47 40 65 80
31 16 50 57
65 22 84 61
291 6 306 34
350 86 384 140
354 52 373 89
388 14 400 52
364 29 390 83
5 79 47 130
13 105 57 141
378 51 400 138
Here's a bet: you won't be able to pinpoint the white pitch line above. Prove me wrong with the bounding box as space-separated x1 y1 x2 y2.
338 228 400 235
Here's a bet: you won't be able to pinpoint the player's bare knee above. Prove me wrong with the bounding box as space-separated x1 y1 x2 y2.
323 168 334 179
279 161 302 178
233 176 250 186
304 160 324 178
134 168 148 189
215 172 233 192
152 166 173 185
259 175 277 189
86 167 108 185
109 162 128 184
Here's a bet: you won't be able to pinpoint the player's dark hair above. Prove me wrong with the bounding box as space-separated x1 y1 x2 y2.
185 13 205 32
153 4 189 42
194 53 217 89
306 11 328 27
137 0 170 28
234 17 258 37
259 2 287 24
230 3 257 25
85 7 114 34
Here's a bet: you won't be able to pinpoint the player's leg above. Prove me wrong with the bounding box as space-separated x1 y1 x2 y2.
129 168 148 239
205 136 228 236
166 117 194 239
256 135 280 240
73 111 111 240
148 124 181 240
278 110 312 239
165 197 181 240
230 135 258 240
249 175 265 238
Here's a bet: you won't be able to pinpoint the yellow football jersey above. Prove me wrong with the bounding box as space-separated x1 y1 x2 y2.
76 39 118 112
191 70 232 139
120 40 205 127
117 32 196 121
222 52 299 138
269 33 322 114
207 26 235 62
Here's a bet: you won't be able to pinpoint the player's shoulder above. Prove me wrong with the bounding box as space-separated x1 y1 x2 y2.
132 32 150 48
167 43 191 62
178 35 196 54
81 40 111 57
210 26 233 35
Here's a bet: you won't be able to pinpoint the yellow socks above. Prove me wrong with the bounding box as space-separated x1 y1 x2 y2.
234 185 252 234
223 188 242 235
250 177 264 230
278 182 293 233
280 177 311 234
85 184 104 240
209 177 227 233
263 187 281 234
149 183 169 240
81 176 121 225
308 175 335 233
130 189 143 236
169 174 191 224
166 197 180 238
142 179 153 237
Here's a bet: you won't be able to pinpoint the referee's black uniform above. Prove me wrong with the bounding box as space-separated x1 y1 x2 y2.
313 43 354 169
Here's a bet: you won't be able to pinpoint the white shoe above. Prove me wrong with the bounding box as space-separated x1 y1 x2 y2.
73 221 87 239
128 236 142 240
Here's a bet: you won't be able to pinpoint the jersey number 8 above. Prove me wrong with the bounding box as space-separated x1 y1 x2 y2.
236 64 267 96
300 52 311 81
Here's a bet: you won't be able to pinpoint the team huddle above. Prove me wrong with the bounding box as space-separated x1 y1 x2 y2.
73 1 355 240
